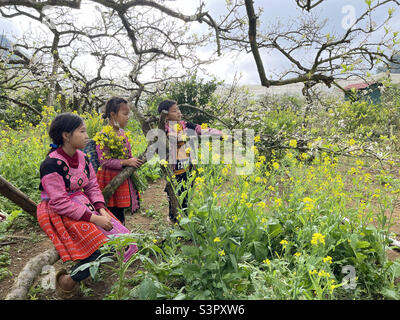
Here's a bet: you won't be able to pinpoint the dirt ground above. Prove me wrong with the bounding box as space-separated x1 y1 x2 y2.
0 179 170 300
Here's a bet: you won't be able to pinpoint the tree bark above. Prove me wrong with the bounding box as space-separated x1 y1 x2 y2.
5 248 60 300
0 175 37 217
244 0 270 88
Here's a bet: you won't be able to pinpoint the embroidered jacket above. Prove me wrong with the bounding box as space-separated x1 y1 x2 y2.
39 148 106 222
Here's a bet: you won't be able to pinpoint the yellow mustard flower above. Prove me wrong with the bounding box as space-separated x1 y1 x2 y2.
272 162 280 170
311 233 326 246
174 123 182 132
258 202 266 208
309 269 318 275
323 256 333 264
289 139 297 148
318 270 331 278
160 159 168 167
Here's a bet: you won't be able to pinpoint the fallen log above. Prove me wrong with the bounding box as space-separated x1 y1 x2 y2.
5 248 59 300
0 241 17 246
0 175 37 217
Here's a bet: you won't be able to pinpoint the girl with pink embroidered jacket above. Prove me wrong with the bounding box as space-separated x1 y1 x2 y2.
158 100 224 223
36 113 137 298
95 97 144 225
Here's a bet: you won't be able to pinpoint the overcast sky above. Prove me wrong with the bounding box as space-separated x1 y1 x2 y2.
1 0 399 85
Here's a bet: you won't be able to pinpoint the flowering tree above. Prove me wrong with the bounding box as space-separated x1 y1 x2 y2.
0 0 236 115
234 0 400 93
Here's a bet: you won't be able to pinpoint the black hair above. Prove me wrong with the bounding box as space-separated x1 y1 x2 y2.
158 99 177 114
102 97 129 120
48 112 84 153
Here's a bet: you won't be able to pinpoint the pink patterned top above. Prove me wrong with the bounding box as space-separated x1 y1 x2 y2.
39 148 106 222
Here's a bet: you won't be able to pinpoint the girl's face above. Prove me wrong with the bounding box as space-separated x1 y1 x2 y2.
166 104 182 122
65 123 88 150
112 103 130 129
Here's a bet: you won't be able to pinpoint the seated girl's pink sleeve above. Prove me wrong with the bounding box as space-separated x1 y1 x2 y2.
41 173 92 221
96 144 123 170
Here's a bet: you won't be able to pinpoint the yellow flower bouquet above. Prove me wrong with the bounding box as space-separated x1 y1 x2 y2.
93 125 131 160
93 125 147 191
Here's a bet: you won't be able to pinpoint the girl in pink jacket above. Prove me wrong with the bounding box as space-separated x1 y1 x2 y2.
36 113 137 299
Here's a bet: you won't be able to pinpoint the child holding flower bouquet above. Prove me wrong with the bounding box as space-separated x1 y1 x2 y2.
94 97 143 224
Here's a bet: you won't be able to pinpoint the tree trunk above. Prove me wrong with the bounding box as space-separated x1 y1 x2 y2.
5 248 60 300
244 0 270 88
0 175 37 217
101 151 146 203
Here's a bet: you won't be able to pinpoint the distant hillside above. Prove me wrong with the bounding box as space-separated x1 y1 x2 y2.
223 73 400 99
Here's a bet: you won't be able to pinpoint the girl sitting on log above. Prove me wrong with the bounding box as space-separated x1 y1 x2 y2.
94 97 143 225
36 112 137 299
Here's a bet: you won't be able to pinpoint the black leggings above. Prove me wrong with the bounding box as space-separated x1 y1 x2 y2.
165 171 192 221
108 207 125 224
70 249 101 282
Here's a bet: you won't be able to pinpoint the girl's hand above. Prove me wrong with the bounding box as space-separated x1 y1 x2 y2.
122 157 144 168
90 214 113 231
98 208 111 219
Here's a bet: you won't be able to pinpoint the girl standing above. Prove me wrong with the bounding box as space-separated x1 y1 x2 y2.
95 97 143 225
37 113 137 299
158 100 224 223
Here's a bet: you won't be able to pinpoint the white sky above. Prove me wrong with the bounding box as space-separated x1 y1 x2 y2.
1 0 399 85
